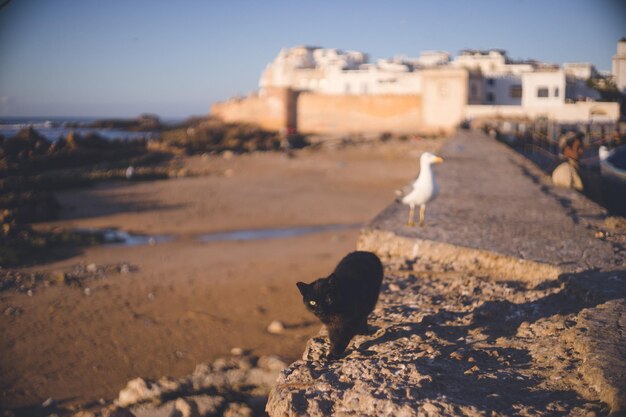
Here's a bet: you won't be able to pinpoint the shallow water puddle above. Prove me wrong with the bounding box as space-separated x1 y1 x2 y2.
197 223 362 243
74 228 174 247
73 224 361 247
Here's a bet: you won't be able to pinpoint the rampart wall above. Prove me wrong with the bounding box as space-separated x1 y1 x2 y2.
465 101 620 122
297 93 422 134
211 67 618 134
211 87 297 131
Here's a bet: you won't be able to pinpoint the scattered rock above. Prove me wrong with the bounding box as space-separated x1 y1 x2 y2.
3 306 22 317
41 397 55 408
52 270 66 284
421 402 439 414
257 355 287 372
107 353 284 416
71 411 96 417
101 407 135 417
463 365 480 375
117 378 161 407
72 405 134 417
172 398 200 417
186 395 224 416
0 262 139 294
130 402 174 417
266 320 284 334
223 402 253 417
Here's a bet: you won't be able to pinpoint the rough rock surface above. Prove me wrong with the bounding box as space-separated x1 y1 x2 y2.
267 257 626 416
69 354 286 417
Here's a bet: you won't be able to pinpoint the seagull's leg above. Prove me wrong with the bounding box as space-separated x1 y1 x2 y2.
407 204 415 226
419 204 426 227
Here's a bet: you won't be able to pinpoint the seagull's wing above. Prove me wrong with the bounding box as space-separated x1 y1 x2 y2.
401 186 429 205
395 183 415 199
395 173 421 200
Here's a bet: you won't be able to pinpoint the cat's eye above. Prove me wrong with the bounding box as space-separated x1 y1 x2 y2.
309 300 317 306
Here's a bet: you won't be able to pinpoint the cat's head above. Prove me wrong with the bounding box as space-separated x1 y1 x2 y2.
296 276 336 318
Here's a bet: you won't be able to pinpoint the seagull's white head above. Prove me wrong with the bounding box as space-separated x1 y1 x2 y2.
420 152 444 166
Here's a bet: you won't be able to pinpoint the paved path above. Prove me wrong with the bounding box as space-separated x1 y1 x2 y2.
371 130 623 272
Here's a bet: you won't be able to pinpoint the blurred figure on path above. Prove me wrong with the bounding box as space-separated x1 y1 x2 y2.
552 131 584 191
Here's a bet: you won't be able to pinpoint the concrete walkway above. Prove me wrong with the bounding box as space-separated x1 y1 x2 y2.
370 130 623 272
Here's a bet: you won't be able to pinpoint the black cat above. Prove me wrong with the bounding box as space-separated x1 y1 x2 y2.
296 251 383 359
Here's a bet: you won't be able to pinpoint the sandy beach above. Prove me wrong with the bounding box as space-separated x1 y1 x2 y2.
0 137 442 410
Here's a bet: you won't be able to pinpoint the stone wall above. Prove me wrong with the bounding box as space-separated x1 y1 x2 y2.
266 130 625 416
465 101 620 122
212 67 620 134
211 87 298 131
420 68 469 133
210 68 470 135
266 252 626 417
297 93 423 134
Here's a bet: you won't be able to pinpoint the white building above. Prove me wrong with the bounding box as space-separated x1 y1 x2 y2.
481 75 523 105
522 69 567 108
451 49 537 106
416 51 451 67
452 49 535 75
257 45 614 123
612 38 626 94
563 62 599 80
259 45 424 96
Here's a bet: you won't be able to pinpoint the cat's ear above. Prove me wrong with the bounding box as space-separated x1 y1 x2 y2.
296 281 309 295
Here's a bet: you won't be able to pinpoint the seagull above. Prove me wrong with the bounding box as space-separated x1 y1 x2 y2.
401 152 444 227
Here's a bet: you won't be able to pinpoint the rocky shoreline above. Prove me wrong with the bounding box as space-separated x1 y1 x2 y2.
9 353 287 417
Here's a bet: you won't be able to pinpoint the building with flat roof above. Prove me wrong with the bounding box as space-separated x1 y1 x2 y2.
212 45 620 134
612 38 626 94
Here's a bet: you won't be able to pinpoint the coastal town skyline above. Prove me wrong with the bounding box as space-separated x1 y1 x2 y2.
0 0 625 118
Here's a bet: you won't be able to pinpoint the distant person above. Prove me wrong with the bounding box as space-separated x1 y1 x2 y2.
125 165 135 180
552 131 584 191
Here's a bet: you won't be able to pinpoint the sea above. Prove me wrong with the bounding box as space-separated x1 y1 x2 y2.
0 117 167 141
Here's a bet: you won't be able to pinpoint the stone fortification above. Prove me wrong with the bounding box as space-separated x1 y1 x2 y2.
213 44 621 136
266 131 625 416
267 254 625 416
211 87 298 132
211 68 469 135
297 93 422 134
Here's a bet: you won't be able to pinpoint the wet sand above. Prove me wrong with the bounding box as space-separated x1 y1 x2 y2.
0 138 442 410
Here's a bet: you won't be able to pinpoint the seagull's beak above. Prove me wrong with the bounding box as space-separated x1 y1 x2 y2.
433 156 444 164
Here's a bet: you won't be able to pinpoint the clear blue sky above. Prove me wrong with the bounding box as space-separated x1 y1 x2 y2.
0 0 624 118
